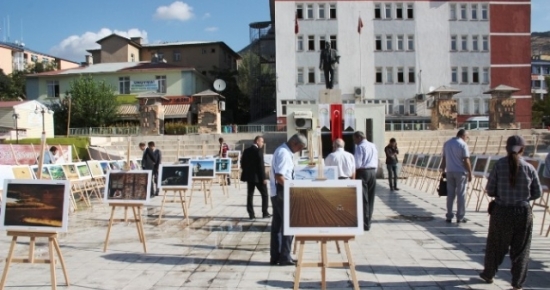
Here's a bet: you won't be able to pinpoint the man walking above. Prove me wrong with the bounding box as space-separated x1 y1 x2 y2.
218 137 231 185
441 129 472 223
325 138 355 180
353 131 378 231
384 138 400 191
142 141 162 197
270 133 307 266
241 136 271 219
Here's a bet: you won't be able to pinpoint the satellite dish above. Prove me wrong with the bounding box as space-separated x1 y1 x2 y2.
429 86 435 92
213 79 226 92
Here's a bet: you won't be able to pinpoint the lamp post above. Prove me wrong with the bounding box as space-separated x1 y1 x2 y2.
66 96 72 137
34 106 52 179
12 113 19 144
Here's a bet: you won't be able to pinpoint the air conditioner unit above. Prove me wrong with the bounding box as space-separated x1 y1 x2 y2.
293 111 313 129
354 87 363 98
415 94 426 102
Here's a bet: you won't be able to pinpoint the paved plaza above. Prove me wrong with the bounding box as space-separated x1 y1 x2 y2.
1 178 549 290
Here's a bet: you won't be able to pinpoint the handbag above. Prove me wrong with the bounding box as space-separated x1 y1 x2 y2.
437 173 447 197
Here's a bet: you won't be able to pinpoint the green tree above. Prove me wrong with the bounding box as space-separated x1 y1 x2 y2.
67 76 119 128
237 52 276 121
208 67 250 124
0 69 16 101
532 76 550 128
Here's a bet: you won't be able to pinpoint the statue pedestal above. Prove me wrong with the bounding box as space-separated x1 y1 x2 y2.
319 89 342 104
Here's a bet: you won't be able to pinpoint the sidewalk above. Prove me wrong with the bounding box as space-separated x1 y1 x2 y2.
1 179 549 290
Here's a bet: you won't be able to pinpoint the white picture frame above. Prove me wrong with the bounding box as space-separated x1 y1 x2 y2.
472 155 490 178
226 151 241 169
11 165 34 180
87 160 105 178
215 158 232 175
284 179 363 236
30 165 52 180
189 159 216 179
75 162 92 180
1 179 70 233
46 164 67 181
294 166 338 180
104 170 152 204
158 165 192 189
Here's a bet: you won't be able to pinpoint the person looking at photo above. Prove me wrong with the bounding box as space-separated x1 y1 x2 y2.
218 137 231 185
142 142 161 197
39 146 58 165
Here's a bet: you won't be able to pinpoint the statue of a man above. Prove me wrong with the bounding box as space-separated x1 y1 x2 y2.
319 41 340 89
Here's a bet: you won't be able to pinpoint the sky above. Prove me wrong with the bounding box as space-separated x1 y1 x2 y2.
0 0 548 63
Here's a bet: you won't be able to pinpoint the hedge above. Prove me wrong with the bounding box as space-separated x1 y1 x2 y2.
4 137 90 161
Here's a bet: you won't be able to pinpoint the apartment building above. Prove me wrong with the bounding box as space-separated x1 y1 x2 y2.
274 0 532 128
532 56 550 100
86 34 241 75
0 40 79 75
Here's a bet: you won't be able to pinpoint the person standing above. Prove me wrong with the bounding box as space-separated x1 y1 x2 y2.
40 146 59 164
241 136 271 219
353 131 378 231
479 135 541 290
440 129 472 223
324 138 355 179
270 133 307 266
384 138 400 191
142 141 161 197
218 137 231 186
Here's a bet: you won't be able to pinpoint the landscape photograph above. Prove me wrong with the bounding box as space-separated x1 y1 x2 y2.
474 157 489 174
189 159 215 179
31 166 51 180
11 166 33 179
1 181 69 232
215 158 231 174
62 164 80 180
109 161 122 170
76 163 92 179
104 171 151 203
87 161 104 178
48 165 67 180
100 161 110 174
226 151 240 169
159 165 191 189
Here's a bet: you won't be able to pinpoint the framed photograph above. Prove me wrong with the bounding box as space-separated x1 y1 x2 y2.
11 166 33 179
47 165 67 180
129 160 139 170
215 158 232 175
109 161 122 171
158 165 191 189
427 155 442 170
472 155 490 178
485 156 501 177
284 180 363 236
264 154 273 167
99 161 110 175
294 166 338 180
226 151 241 169
178 157 190 165
61 164 80 181
104 171 151 204
30 165 52 180
87 161 105 178
1 179 70 233
189 159 216 179
75 162 92 180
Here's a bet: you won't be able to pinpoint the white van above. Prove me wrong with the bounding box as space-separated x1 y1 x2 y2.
461 116 489 130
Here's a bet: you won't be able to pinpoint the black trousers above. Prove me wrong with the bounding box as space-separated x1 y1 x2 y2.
356 169 377 230
323 67 334 89
246 181 269 217
386 164 397 189
270 184 293 263
482 204 533 289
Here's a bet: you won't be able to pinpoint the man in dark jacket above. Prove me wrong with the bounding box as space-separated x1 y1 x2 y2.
142 141 162 196
241 136 271 219
384 138 399 191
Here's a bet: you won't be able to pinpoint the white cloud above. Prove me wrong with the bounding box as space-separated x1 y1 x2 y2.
49 28 148 62
204 27 218 32
203 12 211 19
154 1 194 21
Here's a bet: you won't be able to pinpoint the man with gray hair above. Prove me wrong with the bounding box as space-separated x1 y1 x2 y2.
353 131 378 231
269 133 307 266
325 138 355 179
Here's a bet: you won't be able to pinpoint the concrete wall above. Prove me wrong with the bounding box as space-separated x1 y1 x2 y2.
0 46 13 74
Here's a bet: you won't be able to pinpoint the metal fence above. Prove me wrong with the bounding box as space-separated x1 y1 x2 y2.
69 127 141 136
68 125 286 136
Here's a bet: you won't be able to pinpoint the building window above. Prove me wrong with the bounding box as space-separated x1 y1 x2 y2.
131 53 135 62
386 35 393 50
396 4 403 19
385 3 392 18
397 35 404 51
482 36 489 51
119 76 130 94
156 75 167 93
473 99 481 114
308 35 315 51
451 67 458 83
320 70 325 84
398 100 405 114
450 4 457 20
375 67 383 83
482 67 489 84
201 49 207 54
297 35 304 51
296 4 303 19
461 67 469 83
461 99 470 115
461 35 468 51
318 4 325 19
472 35 479 51
319 36 326 52
408 67 415 83
307 4 314 19
308 68 315 83
297 68 304 84
329 4 336 19
374 4 381 19
460 4 467 20
407 35 414 50
472 68 479 83
397 68 404 83
483 99 490 113
46 81 60 98
211 48 216 53
386 67 393 83
173 51 181 61
471 4 478 20
375 35 382 51
387 101 394 114
481 4 488 20
281 100 287 115
451 35 457 51
407 4 414 19
330 35 337 50
408 100 415 114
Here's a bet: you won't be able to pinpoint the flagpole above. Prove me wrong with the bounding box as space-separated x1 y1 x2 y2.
359 12 362 101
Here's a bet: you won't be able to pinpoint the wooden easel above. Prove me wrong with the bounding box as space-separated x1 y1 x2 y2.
157 189 190 226
103 203 147 253
0 231 69 290
217 173 229 196
190 179 214 208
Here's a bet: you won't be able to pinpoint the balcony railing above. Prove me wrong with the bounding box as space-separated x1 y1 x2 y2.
68 124 286 136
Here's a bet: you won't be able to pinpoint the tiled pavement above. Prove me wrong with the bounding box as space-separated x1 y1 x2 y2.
1 179 549 290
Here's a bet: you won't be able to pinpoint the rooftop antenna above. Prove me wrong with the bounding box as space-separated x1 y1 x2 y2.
20 18 22 43
7 15 10 42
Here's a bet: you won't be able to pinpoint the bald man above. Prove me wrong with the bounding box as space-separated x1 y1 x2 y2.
325 138 355 179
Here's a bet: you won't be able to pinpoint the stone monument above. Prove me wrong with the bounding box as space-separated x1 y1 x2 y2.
484 84 519 130
426 86 461 130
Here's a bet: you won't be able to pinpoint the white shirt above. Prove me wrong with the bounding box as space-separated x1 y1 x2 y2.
325 148 355 178
269 143 295 197
354 139 378 169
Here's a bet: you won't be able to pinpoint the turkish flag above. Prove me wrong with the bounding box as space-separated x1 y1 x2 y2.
358 16 363 34
330 104 342 141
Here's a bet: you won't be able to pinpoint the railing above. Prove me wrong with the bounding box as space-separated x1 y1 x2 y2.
225 125 286 133
69 127 141 136
68 124 286 136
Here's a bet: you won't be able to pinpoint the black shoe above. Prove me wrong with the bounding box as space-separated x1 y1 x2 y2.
263 213 272 218
394 188 400 191
390 188 394 191
249 216 255 220
445 219 452 223
269 260 278 265
479 273 493 284
279 260 296 266
457 218 468 223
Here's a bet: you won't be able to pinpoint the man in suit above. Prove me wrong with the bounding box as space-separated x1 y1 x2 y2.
241 136 271 219
142 141 162 197
319 41 340 89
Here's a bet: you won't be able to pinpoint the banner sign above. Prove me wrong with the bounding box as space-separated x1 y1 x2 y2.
0 145 72 165
318 104 330 129
130 80 158 92
343 104 356 130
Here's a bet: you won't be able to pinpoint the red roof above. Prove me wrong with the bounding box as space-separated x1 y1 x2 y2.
0 101 24 108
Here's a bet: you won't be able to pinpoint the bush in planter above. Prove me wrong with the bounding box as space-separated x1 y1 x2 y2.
165 122 189 135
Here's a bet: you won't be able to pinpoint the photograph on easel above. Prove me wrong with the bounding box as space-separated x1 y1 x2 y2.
30 165 52 180
109 161 122 170
87 161 105 178
158 165 191 189
294 166 338 180
226 151 240 169
178 157 190 165
47 165 67 180
100 161 110 174
11 165 33 179
215 158 232 174
61 164 80 180
104 171 151 204
0 179 70 232
75 162 92 180
283 180 363 236
189 159 216 179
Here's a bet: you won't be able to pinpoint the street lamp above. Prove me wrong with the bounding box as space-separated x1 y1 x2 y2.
34 106 53 179
12 113 19 144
